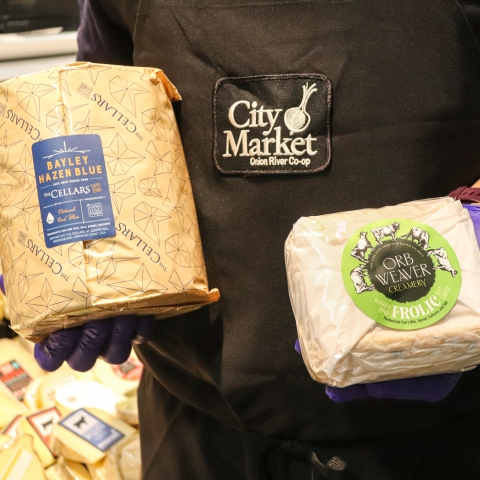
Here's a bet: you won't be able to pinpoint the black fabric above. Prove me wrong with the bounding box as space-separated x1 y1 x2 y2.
78 0 480 477
138 366 480 479
77 0 134 65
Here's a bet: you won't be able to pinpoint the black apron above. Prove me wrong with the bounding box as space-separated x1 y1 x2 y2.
120 0 480 477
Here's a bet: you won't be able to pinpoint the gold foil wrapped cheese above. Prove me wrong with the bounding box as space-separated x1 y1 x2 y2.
0 63 219 339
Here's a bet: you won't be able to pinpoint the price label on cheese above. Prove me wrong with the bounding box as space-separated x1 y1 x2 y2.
341 218 461 330
59 408 125 452
0 360 32 401
26 408 62 451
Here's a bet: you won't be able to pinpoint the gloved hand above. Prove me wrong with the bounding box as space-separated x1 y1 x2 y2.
0 274 154 372
34 315 154 372
294 340 461 402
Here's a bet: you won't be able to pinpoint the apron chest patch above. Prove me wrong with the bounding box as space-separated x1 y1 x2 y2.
213 74 331 175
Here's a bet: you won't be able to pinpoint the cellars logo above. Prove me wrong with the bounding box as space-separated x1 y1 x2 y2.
214 74 331 175
341 219 461 330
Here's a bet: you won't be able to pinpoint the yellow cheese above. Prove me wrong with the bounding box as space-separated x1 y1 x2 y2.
0 338 45 401
0 392 28 429
0 434 15 450
45 463 70 480
86 459 110 480
51 408 136 465
64 459 92 480
23 377 43 411
92 359 141 397
0 434 46 480
46 458 92 480
18 407 62 467
1 415 24 439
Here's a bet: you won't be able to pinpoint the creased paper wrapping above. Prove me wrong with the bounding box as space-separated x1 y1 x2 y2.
285 197 480 387
0 63 219 339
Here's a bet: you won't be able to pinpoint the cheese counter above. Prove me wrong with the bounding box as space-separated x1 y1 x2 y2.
0 336 142 480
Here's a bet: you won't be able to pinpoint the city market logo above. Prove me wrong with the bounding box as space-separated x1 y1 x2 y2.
213 74 331 175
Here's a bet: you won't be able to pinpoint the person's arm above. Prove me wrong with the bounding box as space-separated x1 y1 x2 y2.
76 0 134 65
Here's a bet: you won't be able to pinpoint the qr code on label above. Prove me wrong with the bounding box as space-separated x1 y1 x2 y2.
87 203 103 217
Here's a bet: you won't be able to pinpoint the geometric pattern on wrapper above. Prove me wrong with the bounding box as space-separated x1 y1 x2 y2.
18 259 43 301
169 268 206 297
73 110 114 135
26 278 73 316
109 76 148 117
38 217 62 256
142 108 167 142
165 234 191 267
85 64 110 85
48 68 72 96
0 205 14 250
8 145 35 192
0 123 23 172
103 133 144 176
95 241 139 284
146 141 173 175
12 190 37 231
72 276 110 309
16 82 55 121
109 176 136 214
0 63 212 335
108 263 168 299
138 176 162 198
133 201 170 246
46 104 87 136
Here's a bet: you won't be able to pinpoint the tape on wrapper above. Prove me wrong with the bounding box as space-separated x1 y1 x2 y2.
0 63 219 340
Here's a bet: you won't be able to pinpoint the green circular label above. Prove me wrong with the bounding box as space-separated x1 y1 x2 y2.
341 218 461 330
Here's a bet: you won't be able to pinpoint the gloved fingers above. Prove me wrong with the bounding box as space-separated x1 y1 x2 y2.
294 339 301 354
0 274 4 295
67 319 113 372
133 315 155 344
325 384 370 403
365 372 462 402
100 315 137 365
34 327 83 372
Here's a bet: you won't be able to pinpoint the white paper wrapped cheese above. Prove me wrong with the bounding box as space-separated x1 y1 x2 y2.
0 63 219 339
285 197 480 387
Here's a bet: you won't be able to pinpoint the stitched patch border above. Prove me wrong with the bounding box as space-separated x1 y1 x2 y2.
213 73 332 176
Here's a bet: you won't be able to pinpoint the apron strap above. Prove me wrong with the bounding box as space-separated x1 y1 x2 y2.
266 439 355 480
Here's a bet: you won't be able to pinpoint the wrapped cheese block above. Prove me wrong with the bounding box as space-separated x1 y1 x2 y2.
0 63 219 339
285 197 480 387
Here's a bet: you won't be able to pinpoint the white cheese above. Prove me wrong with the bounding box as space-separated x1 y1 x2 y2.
285 197 480 386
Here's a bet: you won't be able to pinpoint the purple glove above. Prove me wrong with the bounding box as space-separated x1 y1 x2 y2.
294 340 461 402
34 315 154 372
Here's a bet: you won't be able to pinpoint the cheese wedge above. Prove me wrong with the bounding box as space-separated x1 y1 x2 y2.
0 434 46 480
51 408 136 465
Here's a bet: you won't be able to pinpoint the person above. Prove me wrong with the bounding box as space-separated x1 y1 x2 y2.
33 0 480 478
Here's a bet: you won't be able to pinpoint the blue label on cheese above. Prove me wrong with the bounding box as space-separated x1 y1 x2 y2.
59 408 125 452
32 134 116 248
